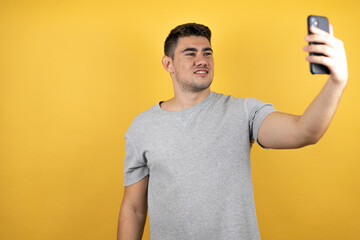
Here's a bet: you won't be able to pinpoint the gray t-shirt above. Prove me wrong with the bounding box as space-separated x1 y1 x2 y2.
124 91 276 239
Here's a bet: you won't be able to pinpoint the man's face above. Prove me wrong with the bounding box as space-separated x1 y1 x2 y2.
170 36 214 93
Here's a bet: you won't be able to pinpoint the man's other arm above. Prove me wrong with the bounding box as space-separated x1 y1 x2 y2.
117 175 149 240
258 25 348 149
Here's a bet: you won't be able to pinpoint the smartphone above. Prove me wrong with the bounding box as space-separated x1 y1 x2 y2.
307 15 330 74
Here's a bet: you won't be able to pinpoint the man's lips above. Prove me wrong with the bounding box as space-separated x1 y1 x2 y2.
193 68 209 76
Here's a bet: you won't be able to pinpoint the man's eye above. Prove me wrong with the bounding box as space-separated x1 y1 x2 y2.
185 53 196 56
204 52 212 56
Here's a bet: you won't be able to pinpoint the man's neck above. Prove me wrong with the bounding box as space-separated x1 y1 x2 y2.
160 88 211 112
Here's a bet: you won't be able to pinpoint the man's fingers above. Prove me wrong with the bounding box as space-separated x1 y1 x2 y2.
305 55 334 69
306 25 339 48
305 25 348 84
305 34 336 48
303 44 336 58
310 25 329 35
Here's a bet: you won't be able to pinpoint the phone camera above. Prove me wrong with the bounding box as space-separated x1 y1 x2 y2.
311 17 318 26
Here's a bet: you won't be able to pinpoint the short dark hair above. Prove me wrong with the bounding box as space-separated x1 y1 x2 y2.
164 23 211 59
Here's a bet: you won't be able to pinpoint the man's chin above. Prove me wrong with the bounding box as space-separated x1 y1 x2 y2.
188 81 213 92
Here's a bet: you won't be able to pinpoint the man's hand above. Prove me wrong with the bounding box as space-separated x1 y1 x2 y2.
303 25 348 87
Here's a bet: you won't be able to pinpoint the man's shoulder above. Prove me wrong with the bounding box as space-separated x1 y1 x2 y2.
130 103 160 126
211 91 245 106
213 91 267 106
211 91 274 117
124 103 161 138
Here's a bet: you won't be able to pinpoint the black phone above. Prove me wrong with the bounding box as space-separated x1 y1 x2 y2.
307 15 330 74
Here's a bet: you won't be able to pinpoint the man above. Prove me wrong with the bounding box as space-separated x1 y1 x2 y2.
117 23 347 239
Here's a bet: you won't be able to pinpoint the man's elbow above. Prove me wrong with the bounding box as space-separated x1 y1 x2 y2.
300 132 323 147
304 137 320 146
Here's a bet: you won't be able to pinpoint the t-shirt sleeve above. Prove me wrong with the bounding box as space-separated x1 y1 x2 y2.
244 98 277 148
123 136 149 186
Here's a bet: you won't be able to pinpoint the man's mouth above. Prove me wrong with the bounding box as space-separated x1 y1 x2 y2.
193 69 209 76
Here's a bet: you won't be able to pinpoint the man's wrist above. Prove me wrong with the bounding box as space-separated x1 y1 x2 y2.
328 75 347 91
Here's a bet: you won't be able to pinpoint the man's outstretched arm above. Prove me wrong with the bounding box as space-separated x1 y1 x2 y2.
117 175 149 240
258 25 348 149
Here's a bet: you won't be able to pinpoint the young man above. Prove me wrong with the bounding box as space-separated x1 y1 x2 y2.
118 23 348 239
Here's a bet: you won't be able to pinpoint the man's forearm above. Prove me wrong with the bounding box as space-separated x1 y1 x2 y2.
297 77 346 144
117 206 147 240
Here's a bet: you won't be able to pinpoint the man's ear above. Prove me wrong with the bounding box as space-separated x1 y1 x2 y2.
162 55 174 73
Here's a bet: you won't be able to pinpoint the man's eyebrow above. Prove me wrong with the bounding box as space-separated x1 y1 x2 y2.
203 47 213 52
182 48 198 53
181 47 213 53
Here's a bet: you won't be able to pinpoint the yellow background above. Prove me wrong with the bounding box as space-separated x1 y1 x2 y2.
1 0 359 239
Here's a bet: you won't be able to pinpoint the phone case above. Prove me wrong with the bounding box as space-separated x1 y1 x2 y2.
307 15 330 74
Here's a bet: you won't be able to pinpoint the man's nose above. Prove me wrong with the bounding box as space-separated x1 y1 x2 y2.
195 59 207 66
195 54 207 66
